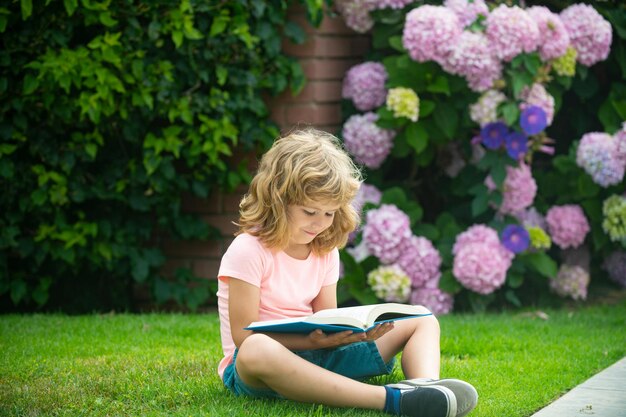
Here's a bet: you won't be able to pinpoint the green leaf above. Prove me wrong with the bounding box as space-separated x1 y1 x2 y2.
505 289 522 307
507 273 524 289
419 100 436 118
389 36 403 52
471 192 489 217
405 123 428 154
413 223 439 241
522 252 557 279
433 104 458 139
20 0 32 20
438 270 462 294
63 0 78 16
490 158 507 187
501 102 520 126
426 75 450 95
22 74 39 95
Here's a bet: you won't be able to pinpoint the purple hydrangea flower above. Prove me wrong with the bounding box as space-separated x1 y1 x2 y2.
560 3 612 67
342 62 388 111
576 132 626 188
550 264 590 300
505 132 528 160
546 204 590 249
342 112 396 169
402 5 462 65
410 287 454 315
520 105 548 136
603 250 626 288
500 224 530 254
527 6 570 61
480 122 509 150
362 204 412 264
396 235 442 288
485 5 540 62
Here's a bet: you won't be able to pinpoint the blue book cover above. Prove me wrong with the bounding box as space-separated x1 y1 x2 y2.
244 303 433 334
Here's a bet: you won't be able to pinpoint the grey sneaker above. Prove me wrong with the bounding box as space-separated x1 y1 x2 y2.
387 378 478 417
391 384 457 417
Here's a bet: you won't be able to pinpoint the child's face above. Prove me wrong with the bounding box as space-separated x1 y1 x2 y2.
287 202 340 246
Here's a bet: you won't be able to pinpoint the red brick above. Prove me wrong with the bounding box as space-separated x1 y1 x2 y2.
315 36 371 58
317 15 354 35
313 80 343 102
162 239 223 258
301 58 361 80
181 191 221 214
192 259 221 279
282 36 318 57
286 103 343 126
203 214 239 237
222 188 246 214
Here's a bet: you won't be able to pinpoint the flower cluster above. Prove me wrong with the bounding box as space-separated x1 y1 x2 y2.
500 224 530 254
397 235 442 288
342 112 396 169
485 163 537 216
527 6 570 61
362 204 412 263
485 5 539 62
519 84 555 127
402 6 462 64
602 194 626 243
550 264 590 300
335 0 374 33
386 87 419 122
452 225 513 294
470 90 507 127
576 132 626 188
443 0 488 28
410 287 454 315
442 31 502 92
560 3 612 67
527 226 552 250
552 46 578 76
367 264 411 302
603 251 626 288
342 62 388 111
545 205 590 249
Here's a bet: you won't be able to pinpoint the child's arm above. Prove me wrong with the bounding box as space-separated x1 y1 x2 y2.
228 277 369 350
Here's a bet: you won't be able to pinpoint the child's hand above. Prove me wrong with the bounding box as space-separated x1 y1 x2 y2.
308 322 394 348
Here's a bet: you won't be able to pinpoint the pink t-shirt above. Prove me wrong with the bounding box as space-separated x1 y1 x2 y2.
216 233 340 378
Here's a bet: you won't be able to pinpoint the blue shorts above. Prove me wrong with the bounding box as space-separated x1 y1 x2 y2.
222 341 396 398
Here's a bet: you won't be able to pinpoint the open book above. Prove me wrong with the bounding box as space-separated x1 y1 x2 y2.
244 303 432 334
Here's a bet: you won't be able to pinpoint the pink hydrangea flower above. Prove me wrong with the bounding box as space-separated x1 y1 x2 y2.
442 31 502 92
402 5 462 65
342 62 388 111
576 132 626 188
470 90 507 127
410 287 454 315
443 0 489 28
362 204 412 264
519 83 555 126
485 163 538 216
603 250 626 288
335 0 374 33
397 235 442 288
342 112 396 169
452 240 513 295
550 264 590 300
452 224 503 254
546 204 590 249
527 6 570 61
485 5 540 62
560 3 612 66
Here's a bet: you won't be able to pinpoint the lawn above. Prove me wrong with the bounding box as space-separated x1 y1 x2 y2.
1 298 625 417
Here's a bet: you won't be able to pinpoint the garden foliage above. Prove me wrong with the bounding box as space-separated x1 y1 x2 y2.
0 0 324 312
335 0 626 312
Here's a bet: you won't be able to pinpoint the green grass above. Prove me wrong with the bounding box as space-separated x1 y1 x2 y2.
1 300 625 417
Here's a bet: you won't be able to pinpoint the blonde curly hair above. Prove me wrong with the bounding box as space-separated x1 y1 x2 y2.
236 128 362 255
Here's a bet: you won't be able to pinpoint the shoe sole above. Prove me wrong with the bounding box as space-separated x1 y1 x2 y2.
389 379 477 417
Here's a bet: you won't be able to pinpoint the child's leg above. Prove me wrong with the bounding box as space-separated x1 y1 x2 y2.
375 315 441 379
235 333 386 410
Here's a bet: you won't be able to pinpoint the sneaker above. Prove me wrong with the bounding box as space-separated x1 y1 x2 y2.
392 384 457 417
388 378 478 417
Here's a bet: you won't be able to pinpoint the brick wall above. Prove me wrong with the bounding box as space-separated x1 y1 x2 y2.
156 8 369 305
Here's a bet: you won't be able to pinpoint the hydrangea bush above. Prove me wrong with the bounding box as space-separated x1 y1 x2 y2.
335 1 626 312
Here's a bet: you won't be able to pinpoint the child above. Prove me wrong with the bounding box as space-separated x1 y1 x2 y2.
216 128 478 417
